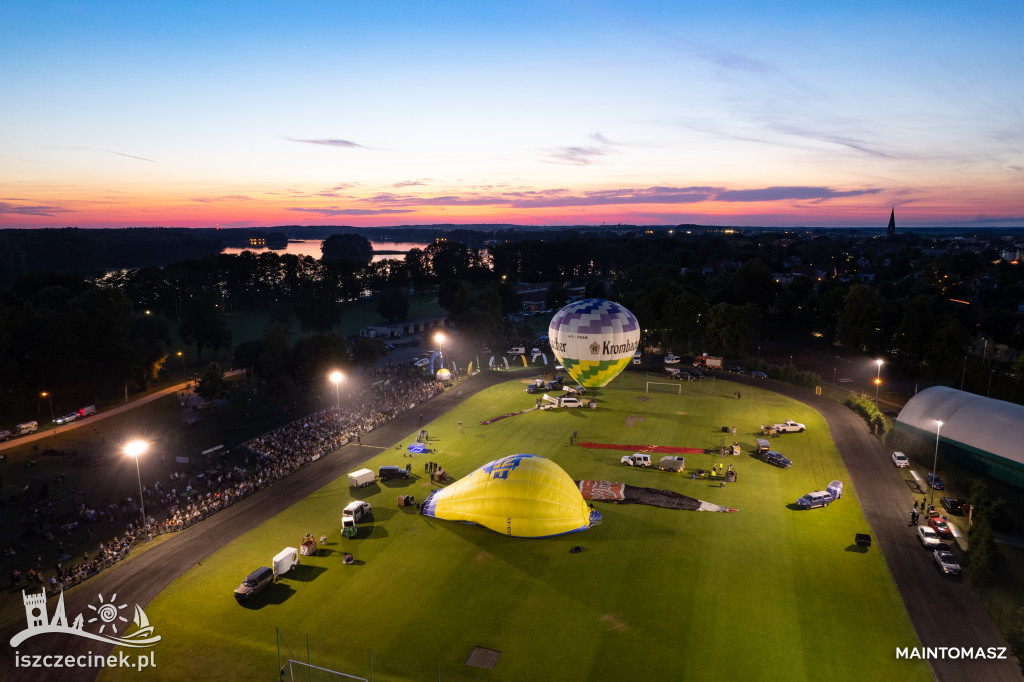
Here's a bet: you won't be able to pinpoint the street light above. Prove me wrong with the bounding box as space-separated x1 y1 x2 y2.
177 351 186 381
929 420 943 510
435 331 446 369
874 359 883 405
124 440 149 540
41 392 56 437
329 371 344 414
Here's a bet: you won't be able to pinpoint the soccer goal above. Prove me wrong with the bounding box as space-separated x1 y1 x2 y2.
280 660 367 682
646 382 681 395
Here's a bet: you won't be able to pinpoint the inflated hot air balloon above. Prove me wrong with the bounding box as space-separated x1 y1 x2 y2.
436 368 451 382
548 299 640 388
420 454 601 537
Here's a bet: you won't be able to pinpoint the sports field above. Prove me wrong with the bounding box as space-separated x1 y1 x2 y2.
119 373 930 681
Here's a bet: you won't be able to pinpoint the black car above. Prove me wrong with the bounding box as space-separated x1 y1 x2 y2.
544 380 562 390
379 465 411 480
940 497 968 515
925 472 945 490
234 566 274 602
763 451 792 468
525 384 539 394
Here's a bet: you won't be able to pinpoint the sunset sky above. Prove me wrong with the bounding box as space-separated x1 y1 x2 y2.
2 1 1023 229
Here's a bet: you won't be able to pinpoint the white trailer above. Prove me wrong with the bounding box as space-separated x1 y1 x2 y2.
272 547 299 577
348 468 375 487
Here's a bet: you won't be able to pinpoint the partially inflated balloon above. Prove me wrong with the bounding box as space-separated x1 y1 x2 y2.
548 299 640 387
420 454 601 537
436 368 451 381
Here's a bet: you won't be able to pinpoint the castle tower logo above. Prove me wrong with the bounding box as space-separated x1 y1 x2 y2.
10 589 161 649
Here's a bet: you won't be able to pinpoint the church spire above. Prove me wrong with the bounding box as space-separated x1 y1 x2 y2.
886 207 896 236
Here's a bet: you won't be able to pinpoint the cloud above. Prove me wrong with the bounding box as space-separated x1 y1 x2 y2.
286 206 413 216
715 186 882 203
190 195 254 203
284 136 367 149
545 145 609 165
392 179 432 187
544 131 623 165
0 201 69 217
103 149 159 163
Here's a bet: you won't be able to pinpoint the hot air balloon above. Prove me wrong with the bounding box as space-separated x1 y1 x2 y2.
420 454 601 537
548 299 640 388
436 368 451 382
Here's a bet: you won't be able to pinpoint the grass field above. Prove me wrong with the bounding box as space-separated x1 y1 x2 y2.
113 372 930 681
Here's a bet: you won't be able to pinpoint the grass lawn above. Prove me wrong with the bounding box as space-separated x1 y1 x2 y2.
116 372 930 681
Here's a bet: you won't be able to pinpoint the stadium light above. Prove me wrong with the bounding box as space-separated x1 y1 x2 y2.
125 440 149 540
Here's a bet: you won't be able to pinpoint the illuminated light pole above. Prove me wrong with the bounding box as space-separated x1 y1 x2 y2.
929 420 943 510
41 392 56 437
329 371 344 415
435 331 446 371
125 440 149 540
874 359 883 405
177 351 186 381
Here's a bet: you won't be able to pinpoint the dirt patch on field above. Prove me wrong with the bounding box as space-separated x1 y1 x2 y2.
625 416 645 427
634 396 651 402
600 613 629 631
474 551 493 566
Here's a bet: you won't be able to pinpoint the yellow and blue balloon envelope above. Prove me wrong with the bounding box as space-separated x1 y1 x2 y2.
420 454 601 537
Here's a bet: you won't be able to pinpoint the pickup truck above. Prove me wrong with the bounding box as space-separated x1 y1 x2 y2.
772 419 806 433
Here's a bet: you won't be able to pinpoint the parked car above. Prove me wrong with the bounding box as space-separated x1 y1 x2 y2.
772 419 806 433
891 451 909 468
751 371 767 379
234 566 274 602
763 451 793 468
544 380 562 390
55 412 79 425
940 497 968 515
525 383 539 394
557 397 585 408
664 354 681 364
928 512 954 538
925 472 945 490
378 465 410 481
917 525 944 549
795 491 833 509
933 549 962 576
0 430 12 442
621 453 652 467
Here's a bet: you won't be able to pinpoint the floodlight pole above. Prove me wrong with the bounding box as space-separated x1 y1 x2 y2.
929 420 942 510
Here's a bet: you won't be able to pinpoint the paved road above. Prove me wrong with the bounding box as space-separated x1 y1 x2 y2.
729 374 1021 681
0 370 512 682
3 371 1020 681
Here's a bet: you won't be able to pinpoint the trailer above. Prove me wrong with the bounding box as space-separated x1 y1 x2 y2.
347 468 375 488
272 547 299 577
658 456 685 472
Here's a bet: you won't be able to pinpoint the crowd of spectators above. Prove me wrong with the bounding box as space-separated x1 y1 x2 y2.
6 369 448 594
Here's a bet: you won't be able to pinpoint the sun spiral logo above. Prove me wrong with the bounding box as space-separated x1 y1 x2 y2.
87 593 129 634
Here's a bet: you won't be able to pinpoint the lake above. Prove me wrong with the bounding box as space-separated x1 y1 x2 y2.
221 240 429 262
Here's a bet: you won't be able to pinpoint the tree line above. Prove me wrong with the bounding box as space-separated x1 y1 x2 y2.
2 228 1022 418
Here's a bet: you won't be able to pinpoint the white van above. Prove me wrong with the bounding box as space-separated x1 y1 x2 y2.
507 346 526 356
342 501 372 532
16 421 38 435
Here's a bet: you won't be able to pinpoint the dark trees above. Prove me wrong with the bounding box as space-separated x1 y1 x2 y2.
179 293 232 361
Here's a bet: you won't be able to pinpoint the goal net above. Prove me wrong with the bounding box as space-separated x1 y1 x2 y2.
645 382 681 395
280 660 367 682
